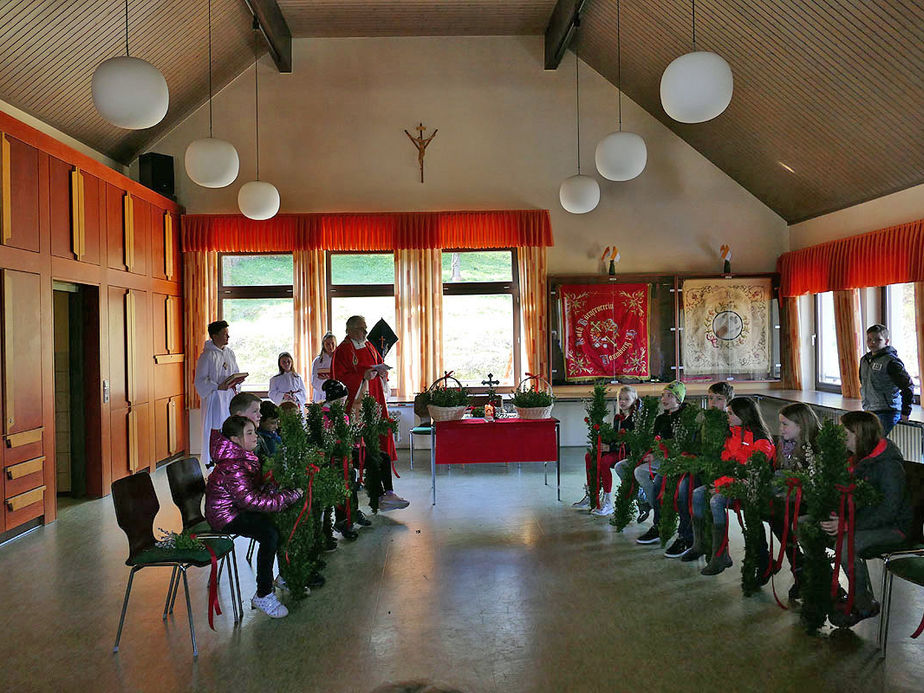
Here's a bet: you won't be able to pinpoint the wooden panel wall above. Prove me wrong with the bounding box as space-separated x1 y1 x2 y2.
0 110 185 536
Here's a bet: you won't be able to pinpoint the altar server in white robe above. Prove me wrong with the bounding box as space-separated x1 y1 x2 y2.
194 320 246 467
268 351 308 409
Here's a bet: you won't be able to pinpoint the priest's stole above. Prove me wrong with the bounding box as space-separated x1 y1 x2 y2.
681 278 772 377
560 283 650 381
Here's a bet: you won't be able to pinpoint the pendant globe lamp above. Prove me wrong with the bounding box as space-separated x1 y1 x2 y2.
91 0 169 129
238 44 279 221
185 0 239 188
559 48 599 215
595 0 646 181
660 0 733 123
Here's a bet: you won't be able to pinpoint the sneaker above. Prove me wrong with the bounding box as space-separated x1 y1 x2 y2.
591 502 614 517
274 575 288 592
324 536 339 552
788 583 801 602
636 507 651 523
680 546 704 562
334 521 359 540
307 572 326 589
572 494 591 509
664 537 691 558
379 492 410 511
636 526 660 545
354 510 372 527
251 591 288 618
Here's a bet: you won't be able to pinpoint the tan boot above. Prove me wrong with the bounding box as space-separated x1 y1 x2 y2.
701 525 733 575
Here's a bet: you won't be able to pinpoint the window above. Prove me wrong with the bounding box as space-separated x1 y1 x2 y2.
442 250 520 387
219 254 293 391
815 291 841 391
327 253 398 392
885 283 921 402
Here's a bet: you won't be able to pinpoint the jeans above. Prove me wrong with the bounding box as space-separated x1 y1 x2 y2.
871 410 901 437
223 511 279 597
692 485 728 525
675 475 694 542
634 459 661 521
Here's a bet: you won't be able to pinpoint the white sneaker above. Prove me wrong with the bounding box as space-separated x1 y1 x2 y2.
591 502 614 517
572 494 591 509
251 591 288 618
379 492 410 510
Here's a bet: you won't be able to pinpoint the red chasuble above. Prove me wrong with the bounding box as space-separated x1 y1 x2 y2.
332 339 397 461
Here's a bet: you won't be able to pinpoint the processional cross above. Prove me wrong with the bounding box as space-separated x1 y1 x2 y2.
404 122 438 183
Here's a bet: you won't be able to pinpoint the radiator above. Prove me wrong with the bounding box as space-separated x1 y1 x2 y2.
887 422 924 464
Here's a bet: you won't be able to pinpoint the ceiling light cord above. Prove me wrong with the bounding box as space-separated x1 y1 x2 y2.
208 0 213 137
616 0 622 131
575 46 581 174
124 0 129 57
692 0 697 51
254 38 260 179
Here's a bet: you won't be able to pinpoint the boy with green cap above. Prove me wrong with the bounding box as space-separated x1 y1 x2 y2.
634 381 689 546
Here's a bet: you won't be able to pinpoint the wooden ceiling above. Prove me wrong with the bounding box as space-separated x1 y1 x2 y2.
0 1 920 222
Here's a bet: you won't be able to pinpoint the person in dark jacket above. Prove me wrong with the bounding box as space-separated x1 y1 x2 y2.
205 416 302 618
859 324 915 435
822 411 912 628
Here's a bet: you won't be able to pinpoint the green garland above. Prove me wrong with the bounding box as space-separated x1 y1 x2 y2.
583 381 611 510
610 396 660 531
266 408 351 599
357 395 399 513
721 451 775 596
656 405 702 546
773 421 880 633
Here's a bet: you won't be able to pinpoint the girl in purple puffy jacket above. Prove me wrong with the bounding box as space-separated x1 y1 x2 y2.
205 415 302 618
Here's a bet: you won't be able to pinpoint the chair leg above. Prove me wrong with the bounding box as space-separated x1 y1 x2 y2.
229 543 244 622
882 571 895 658
877 559 889 649
113 567 138 653
169 565 182 614
410 435 415 470
180 567 198 658
163 566 178 621
245 538 256 566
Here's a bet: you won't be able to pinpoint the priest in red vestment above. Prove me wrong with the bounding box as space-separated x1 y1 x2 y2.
332 315 408 511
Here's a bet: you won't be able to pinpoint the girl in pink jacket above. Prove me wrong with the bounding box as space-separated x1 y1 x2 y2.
205 415 301 618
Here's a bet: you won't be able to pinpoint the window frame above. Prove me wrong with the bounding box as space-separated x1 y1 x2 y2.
441 248 521 392
814 291 842 394
882 283 922 405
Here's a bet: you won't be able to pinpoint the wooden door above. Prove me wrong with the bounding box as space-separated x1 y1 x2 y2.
130 196 150 277
1 134 41 253
2 269 44 437
51 162 102 264
106 182 125 271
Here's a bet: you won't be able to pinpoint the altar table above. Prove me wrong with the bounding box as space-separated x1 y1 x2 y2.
429 417 561 505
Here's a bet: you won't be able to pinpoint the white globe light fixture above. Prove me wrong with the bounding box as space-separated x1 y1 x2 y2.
595 132 647 181
660 51 733 123
238 181 280 220
594 2 646 183
91 1 169 130
559 174 600 215
185 137 239 188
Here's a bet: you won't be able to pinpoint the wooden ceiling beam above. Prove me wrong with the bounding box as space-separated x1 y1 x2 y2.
241 0 292 72
544 0 588 70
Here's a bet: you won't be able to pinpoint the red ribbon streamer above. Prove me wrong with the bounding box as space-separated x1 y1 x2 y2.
190 533 221 630
776 478 802 574
716 500 744 558
832 483 857 615
595 433 602 509
912 612 924 639
285 463 320 565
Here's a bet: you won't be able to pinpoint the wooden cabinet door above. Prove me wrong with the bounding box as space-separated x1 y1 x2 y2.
106 182 125 271
167 212 181 282
107 287 128 409
153 293 183 356
50 162 102 265
2 269 44 436
79 170 101 265
130 196 150 277
1 134 41 253
151 207 166 280
108 286 151 409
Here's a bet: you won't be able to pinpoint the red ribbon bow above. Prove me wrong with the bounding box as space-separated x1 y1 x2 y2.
190 533 221 630
832 483 857 614
285 463 320 565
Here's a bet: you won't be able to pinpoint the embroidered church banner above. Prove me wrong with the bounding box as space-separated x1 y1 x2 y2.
681 278 772 377
560 284 650 381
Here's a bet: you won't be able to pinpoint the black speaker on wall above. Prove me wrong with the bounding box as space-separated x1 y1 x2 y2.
139 152 175 200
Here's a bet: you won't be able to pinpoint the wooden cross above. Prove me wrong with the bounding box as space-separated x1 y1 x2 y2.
404 122 438 183
481 373 500 388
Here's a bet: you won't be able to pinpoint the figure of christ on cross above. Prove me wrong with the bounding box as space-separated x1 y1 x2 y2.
404 122 438 183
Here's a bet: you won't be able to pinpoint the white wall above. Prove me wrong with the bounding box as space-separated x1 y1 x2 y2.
143 36 786 276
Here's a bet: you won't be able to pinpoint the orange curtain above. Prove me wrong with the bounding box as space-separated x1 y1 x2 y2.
293 249 329 399
916 282 924 397
780 295 803 390
833 289 862 399
517 246 549 380
394 249 443 397
181 210 554 252
183 250 218 409
778 219 924 297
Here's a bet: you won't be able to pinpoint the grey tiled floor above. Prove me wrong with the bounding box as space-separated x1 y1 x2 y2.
1 449 922 692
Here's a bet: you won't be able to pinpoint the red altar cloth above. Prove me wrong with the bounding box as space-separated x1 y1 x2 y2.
433 418 559 465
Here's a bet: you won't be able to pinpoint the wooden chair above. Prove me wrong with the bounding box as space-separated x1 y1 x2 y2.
111 471 237 658
165 457 246 617
878 553 924 655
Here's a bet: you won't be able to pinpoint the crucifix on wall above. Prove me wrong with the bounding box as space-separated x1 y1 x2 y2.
404 122 438 183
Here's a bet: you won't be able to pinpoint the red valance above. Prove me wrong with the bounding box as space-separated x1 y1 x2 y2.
777 219 924 297
181 210 554 252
